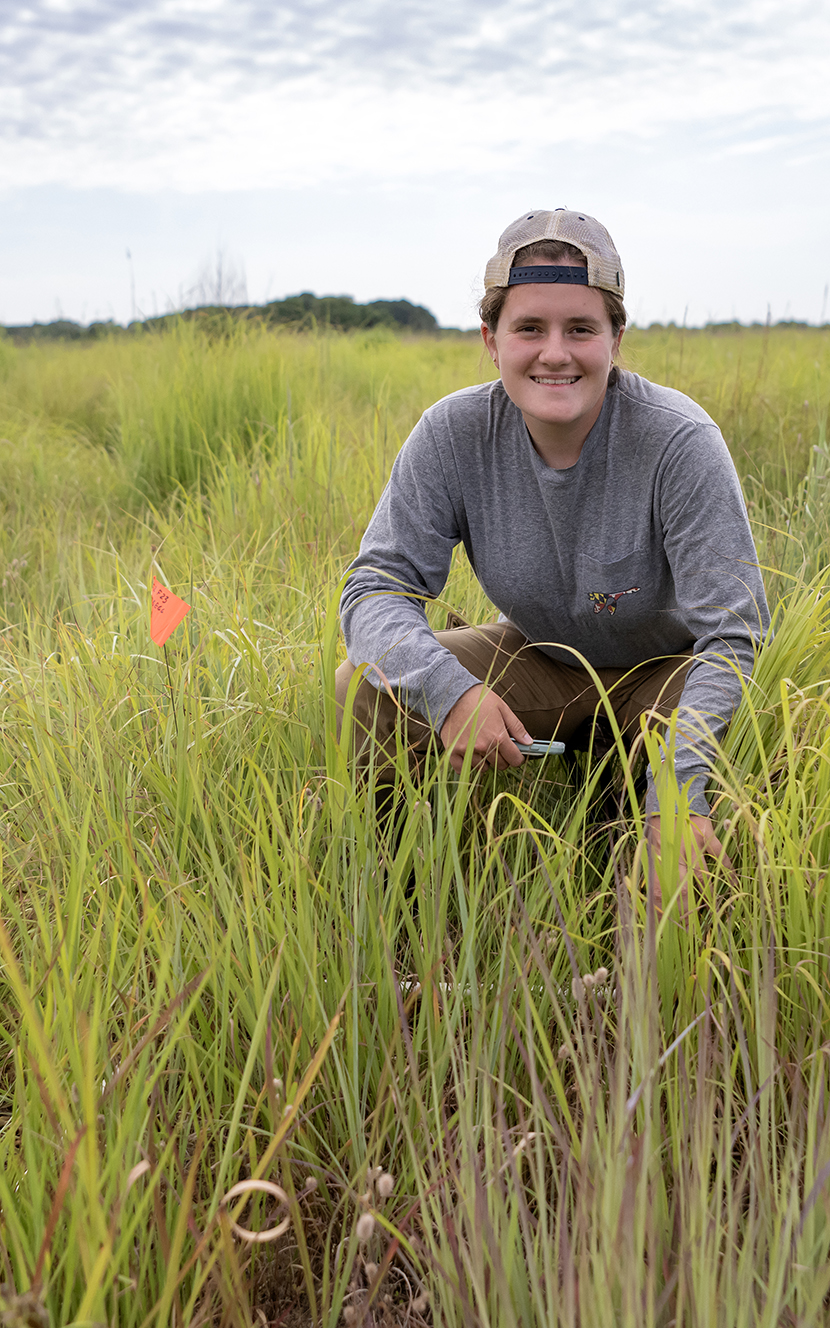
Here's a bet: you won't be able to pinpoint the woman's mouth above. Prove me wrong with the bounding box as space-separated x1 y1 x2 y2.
531 376 580 385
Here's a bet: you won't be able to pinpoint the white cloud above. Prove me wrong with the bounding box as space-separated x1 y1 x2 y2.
0 0 827 192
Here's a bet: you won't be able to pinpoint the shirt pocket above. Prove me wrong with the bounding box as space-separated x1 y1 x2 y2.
576 549 666 629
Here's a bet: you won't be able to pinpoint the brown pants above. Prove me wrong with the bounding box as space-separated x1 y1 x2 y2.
335 621 691 780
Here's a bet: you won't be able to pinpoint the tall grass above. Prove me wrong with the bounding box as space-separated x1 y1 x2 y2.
0 321 829 1326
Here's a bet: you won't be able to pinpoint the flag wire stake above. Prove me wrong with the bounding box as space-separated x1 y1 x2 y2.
163 642 179 738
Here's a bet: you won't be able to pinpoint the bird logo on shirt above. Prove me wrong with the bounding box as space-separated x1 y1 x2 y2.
588 586 640 615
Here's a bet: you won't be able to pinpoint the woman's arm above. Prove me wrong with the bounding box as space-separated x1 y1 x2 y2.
648 423 770 816
339 415 482 731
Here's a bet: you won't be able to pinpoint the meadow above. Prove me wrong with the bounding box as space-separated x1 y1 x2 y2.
0 317 829 1327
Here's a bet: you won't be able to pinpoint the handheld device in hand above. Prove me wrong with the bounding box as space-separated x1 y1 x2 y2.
513 738 566 758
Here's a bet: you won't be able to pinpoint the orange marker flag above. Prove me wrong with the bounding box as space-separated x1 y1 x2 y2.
150 577 191 647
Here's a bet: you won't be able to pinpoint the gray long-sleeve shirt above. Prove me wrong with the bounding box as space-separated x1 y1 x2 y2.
340 370 770 814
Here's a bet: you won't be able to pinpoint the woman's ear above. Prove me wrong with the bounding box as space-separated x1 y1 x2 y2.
481 322 498 367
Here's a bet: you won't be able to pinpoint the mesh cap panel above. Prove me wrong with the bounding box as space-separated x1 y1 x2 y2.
484 209 624 297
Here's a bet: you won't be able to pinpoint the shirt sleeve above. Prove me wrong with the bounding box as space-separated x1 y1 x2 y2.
647 422 770 816
339 413 482 730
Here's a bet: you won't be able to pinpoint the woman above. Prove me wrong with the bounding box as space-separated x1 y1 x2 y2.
336 208 769 880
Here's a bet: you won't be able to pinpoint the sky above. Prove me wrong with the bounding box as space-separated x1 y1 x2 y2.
1 0 828 330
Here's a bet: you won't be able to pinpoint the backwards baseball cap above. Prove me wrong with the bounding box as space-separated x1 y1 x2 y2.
484 209 624 298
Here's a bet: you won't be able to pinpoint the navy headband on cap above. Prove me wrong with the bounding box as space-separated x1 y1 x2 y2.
508 266 589 286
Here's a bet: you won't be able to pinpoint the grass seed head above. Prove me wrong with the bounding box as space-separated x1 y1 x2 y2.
376 1172 394 1198
356 1212 375 1243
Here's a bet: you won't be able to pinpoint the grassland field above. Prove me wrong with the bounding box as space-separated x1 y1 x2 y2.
0 319 829 1327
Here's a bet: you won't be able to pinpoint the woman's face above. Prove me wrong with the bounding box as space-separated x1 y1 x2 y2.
481 273 622 459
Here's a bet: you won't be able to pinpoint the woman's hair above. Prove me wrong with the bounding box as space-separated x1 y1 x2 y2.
479 239 628 337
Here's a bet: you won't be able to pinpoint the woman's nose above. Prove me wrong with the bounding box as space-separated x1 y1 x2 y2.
538 331 569 364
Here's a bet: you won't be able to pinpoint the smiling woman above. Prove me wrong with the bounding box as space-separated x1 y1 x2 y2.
336 207 771 909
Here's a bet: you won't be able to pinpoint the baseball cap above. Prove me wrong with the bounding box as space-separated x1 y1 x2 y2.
484 209 624 298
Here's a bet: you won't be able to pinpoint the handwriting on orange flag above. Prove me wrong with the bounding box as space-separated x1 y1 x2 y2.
150 577 191 647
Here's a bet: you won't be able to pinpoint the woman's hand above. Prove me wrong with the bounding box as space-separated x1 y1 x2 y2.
646 813 737 919
440 684 532 773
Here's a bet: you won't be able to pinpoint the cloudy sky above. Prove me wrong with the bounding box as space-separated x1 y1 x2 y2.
1 0 828 329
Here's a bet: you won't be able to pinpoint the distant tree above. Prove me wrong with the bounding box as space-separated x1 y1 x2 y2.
3 320 85 344
259 292 437 332
1 289 442 341
364 299 437 331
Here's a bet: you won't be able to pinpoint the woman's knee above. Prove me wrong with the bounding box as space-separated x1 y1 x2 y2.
334 660 357 740
335 661 422 774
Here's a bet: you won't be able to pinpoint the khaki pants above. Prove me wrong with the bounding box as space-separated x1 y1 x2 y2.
335 621 691 780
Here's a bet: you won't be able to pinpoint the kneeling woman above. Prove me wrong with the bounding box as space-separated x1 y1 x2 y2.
336 208 769 874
